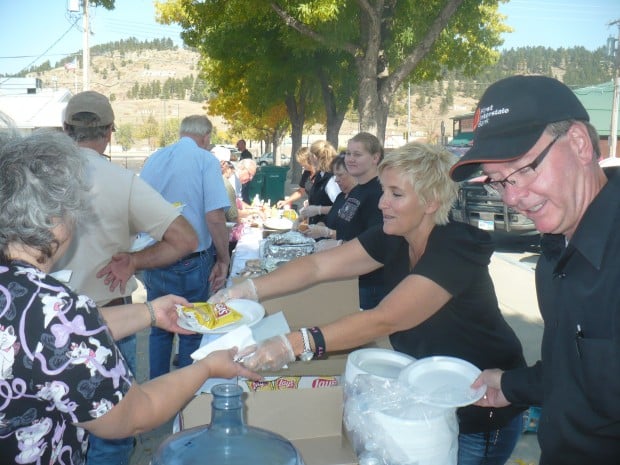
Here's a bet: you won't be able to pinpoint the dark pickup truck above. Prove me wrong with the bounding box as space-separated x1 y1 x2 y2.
450 176 537 234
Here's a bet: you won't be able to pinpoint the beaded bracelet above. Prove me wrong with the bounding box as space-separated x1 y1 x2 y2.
308 326 326 359
145 301 157 327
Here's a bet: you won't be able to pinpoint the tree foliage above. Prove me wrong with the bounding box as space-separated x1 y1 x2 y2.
156 0 510 144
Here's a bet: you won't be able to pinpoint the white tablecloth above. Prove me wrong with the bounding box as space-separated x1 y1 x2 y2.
228 227 263 284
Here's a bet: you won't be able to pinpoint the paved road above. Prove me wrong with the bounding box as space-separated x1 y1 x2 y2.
128 232 544 465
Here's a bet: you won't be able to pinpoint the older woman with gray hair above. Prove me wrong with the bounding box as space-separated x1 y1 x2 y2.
210 141 527 465
0 129 259 465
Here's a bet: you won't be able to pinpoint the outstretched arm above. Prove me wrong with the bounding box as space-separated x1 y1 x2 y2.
77 348 261 438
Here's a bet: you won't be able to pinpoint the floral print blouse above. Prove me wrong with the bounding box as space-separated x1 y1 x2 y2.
0 261 132 465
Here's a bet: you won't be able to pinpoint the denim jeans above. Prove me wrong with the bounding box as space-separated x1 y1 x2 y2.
86 327 136 465
457 413 523 465
87 435 133 465
359 284 387 310
143 251 213 379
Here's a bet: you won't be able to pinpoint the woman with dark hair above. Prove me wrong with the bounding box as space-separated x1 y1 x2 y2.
302 154 357 244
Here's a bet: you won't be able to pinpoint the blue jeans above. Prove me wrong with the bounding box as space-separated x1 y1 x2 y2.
86 334 136 465
457 413 523 465
359 284 387 310
143 251 213 378
87 435 133 465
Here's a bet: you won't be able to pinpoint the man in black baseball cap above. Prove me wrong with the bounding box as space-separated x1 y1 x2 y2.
450 75 590 181
465 75 620 465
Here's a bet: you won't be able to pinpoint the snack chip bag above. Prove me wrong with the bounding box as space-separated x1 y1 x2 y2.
178 302 242 330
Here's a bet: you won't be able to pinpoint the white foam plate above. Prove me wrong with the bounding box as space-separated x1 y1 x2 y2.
177 299 265 334
263 217 293 231
398 356 487 408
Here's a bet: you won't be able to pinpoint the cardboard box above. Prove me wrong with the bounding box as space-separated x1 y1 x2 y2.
179 386 357 465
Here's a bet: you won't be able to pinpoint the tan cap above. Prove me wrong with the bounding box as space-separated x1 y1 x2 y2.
64 91 114 127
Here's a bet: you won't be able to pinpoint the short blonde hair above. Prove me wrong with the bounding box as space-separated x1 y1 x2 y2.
309 140 338 172
378 142 458 225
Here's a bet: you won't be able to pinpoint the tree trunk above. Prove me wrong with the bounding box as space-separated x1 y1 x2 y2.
284 81 308 183
318 69 346 150
357 74 382 142
289 118 304 183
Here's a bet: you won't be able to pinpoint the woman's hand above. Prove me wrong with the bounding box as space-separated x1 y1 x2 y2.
299 204 323 219
201 348 263 381
151 295 194 335
236 335 295 371
208 279 259 303
302 224 330 239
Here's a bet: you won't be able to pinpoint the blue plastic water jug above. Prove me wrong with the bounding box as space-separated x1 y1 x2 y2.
151 383 305 465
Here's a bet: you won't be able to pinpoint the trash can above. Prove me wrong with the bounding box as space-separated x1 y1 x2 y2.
260 166 289 204
246 170 265 203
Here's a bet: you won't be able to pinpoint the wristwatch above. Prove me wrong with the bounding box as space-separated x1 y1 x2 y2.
299 328 314 362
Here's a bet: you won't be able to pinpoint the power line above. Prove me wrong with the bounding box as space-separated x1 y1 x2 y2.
1 16 81 81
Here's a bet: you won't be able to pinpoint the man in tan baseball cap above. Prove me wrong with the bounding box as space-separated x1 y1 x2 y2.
64 90 115 128
58 91 198 465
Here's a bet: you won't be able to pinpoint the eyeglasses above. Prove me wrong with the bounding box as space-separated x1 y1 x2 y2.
485 135 561 192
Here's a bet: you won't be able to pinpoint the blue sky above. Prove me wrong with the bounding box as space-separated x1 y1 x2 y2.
0 0 618 76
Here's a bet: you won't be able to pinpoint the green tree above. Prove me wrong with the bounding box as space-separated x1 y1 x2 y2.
157 0 509 143
160 118 180 147
115 124 134 151
137 115 160 150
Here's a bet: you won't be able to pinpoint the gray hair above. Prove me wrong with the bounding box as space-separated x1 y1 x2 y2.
0 130 92 264
378 142 459 225
180 115 212 137
546 119 601 160
237 158 257 172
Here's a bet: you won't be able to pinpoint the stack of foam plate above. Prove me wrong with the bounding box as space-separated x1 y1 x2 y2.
371 403 458 465
374 355 486 465
347 355 486 465
344 348 415 387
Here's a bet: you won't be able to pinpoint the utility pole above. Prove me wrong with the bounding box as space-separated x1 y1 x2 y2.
609 19 620 158
82 0 90 91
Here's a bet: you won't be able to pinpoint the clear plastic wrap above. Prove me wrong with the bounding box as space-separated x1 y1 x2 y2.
343 375 458 465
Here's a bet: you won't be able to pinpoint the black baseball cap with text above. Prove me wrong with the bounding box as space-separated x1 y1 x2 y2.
449 75 589 182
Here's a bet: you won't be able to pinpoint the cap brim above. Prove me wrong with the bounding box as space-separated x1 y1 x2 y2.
450 126 546 181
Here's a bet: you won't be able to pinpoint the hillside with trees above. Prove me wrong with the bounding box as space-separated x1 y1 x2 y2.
13 38 614 156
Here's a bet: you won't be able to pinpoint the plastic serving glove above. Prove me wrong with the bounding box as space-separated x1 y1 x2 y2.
208 278 258 304
299 204 323 219
302 224 330 239
236 334 295 371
